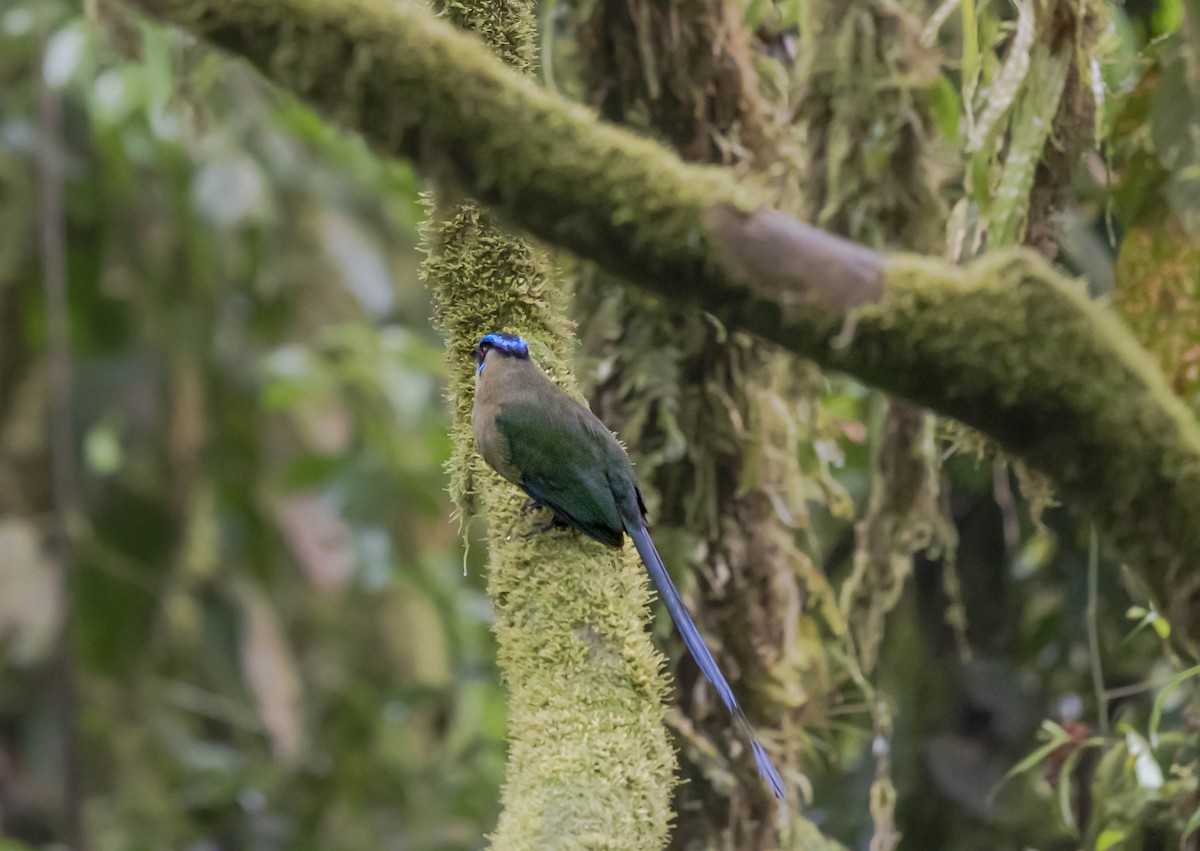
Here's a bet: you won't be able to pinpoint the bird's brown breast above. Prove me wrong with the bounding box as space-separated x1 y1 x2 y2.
471 358 526 484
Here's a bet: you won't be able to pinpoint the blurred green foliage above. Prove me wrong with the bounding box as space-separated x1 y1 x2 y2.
2 0 1200 848
1 1 505 847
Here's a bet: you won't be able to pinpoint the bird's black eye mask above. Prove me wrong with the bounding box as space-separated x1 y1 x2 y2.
474 333 529 373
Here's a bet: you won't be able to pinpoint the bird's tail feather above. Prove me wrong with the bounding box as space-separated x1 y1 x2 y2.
626 521 786 800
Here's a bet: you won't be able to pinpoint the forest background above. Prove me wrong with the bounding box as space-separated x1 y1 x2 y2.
2 0 1199 847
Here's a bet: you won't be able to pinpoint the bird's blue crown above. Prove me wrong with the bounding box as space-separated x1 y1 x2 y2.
475 333 529 372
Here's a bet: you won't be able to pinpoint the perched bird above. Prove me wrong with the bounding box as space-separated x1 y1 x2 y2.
470 331 785 799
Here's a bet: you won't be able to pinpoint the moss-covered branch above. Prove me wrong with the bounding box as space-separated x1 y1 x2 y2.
127 0 1200 643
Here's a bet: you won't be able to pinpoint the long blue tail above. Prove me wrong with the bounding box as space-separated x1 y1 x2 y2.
626 520 786 799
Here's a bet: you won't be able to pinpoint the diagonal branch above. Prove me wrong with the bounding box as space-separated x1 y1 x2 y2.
127 0 1200 645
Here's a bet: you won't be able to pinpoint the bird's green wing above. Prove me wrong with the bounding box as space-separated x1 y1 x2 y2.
495 394 627 546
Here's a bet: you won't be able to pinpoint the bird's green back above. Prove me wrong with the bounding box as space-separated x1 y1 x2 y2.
493 373 632 546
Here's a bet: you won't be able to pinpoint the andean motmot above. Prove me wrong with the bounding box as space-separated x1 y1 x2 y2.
470 331 785 799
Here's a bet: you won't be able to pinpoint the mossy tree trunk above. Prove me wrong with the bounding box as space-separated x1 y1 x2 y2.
421 0 675 846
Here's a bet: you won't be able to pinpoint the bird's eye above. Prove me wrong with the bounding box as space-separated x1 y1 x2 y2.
473 343 493 373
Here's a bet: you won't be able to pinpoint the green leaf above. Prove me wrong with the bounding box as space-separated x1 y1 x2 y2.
84 421 123 475
1124 606 1171 643
1150 614 1171 639
1152 0 1183 35
988 44 1071 246
42 21 90 89
742 0 770 26
1096 829 1126 851
1184 805 1200 839
1148 663 1200 746
1057 748 1078 832
961 0 979 100
928 75 961 143
1124 730 1164 789
991 720 1071 800
1055 740 1098 834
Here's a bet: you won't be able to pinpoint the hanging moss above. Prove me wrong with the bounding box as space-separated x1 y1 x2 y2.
573 3 849 845
838 400 940 672
849 252 1200 643
796 0 950 842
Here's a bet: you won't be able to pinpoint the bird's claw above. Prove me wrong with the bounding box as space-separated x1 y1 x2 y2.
523 513 570 538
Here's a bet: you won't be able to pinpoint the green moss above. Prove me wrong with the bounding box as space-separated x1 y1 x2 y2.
846 251 1200 641
135 0 762 306
423 152 676 851
433 0 537 73
416 0 675 842
421 199 572 517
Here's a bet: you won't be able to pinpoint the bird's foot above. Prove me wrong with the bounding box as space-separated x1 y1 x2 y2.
520 497 544 515
524 514 571 538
